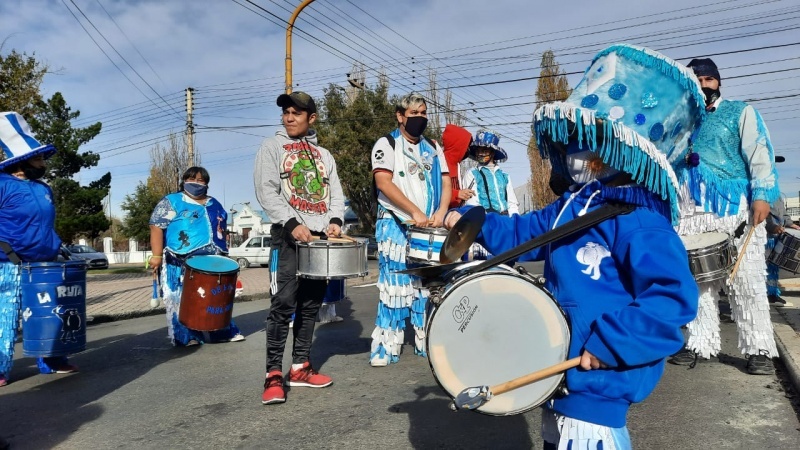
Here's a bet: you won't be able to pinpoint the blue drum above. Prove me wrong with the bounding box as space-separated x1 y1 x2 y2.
20 260 88 357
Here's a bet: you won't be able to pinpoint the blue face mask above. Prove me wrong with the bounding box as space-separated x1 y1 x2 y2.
183 182 208 198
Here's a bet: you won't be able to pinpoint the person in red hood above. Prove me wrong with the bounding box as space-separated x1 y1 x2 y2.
442 124 475 209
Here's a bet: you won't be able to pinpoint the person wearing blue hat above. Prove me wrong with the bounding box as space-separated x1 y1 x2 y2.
462 129 519 217
670 57 781 375
445 45 701 449
0 111 78 387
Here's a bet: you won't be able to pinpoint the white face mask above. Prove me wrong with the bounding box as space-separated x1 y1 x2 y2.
566 150 620 185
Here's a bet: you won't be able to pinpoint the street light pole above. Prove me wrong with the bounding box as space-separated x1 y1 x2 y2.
285 0 317 94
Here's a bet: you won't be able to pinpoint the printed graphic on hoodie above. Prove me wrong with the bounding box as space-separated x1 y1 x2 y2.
281 142 329 215
576 242 611 280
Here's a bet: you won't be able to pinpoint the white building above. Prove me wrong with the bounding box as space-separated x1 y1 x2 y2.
228 203 272 240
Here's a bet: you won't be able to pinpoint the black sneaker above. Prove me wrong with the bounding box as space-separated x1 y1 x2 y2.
768 295 794 307
668 348 699 366
746 350 775 375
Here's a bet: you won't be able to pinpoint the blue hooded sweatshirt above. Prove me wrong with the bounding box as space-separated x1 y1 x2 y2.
461 181 698 428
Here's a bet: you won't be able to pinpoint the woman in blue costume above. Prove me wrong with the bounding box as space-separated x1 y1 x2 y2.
149 166 244 346
446 45 702 449
0 111 78 387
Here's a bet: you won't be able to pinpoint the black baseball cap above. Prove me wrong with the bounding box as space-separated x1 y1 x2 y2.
276 91 317 114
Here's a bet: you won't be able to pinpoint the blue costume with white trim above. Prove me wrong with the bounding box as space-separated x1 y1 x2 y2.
370 128 448 364
150 192 240 345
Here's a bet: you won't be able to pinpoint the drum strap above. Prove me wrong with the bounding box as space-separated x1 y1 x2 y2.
467 203 637 274
0 241 21 265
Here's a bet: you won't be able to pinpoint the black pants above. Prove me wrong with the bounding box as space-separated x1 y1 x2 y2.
266 225 327 373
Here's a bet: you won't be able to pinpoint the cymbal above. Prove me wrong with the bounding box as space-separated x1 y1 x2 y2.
394 261 465 279
440 207 486 264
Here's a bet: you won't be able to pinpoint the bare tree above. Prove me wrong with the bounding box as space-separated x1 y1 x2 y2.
527 50 572 209
148 132 196 196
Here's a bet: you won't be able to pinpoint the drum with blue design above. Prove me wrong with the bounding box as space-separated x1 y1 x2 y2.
20 260 88 357
179 255 239 331
407 226 448 266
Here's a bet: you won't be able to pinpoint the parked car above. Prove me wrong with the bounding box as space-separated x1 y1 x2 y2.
351 234 378 260
228 236 272 269
66 244 109 269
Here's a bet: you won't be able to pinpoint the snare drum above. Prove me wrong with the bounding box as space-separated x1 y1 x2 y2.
427 264 570 416
179 255 239 331
297 239 368 279
679 232 735 283
769 228 800 273
407 226 448 265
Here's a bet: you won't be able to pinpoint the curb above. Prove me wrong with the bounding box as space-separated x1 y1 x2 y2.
772 308 800 393
86 294 267 326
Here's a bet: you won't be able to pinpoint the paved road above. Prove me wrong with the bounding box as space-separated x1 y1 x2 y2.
1 277 799 449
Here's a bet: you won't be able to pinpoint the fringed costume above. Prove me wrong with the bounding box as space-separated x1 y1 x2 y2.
674 97 780 360
370 127 449 366
524 44 704 446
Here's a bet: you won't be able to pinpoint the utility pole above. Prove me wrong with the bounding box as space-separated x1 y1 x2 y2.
285 0 317 94
186 87 195 166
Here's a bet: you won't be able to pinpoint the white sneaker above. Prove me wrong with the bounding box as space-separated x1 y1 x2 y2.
230 333 246 342
370 354 389 367
186 339 200 347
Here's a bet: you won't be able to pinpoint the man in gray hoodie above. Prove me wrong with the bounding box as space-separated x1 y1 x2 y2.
254 91 345 405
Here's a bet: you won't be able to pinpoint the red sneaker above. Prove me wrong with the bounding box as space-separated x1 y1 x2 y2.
261 370 286 405
287 362 332 388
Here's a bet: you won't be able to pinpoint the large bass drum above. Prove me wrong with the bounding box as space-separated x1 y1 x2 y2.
426 264 570 416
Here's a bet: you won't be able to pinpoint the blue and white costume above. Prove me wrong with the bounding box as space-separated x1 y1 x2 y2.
370 128 448 365
674 97 780 359
0 112 61 382
525 45 704 448
150 192 240 345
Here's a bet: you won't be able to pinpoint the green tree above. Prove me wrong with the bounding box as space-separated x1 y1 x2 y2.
120 182 162 242
527 50 572 209
0 46 46 118
316 83 397 233
30 92 108 243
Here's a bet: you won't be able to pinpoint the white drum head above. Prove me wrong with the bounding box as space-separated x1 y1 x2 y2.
427 271 570 416
680 232 729 251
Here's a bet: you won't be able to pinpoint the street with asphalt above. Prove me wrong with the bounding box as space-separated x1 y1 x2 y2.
1 261 800 448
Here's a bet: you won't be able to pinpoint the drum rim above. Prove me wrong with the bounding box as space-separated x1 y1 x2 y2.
185 255 240 275
22 260 88 268
407 226 449 236
296 240 364 248
426 268 571 416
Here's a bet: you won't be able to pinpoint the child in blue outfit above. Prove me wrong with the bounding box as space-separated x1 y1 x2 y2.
446 45 703 448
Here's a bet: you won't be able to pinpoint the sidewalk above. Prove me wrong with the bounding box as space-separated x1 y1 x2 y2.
85 265 379 323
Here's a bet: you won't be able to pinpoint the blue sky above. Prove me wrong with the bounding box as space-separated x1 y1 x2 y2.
2 0 799 217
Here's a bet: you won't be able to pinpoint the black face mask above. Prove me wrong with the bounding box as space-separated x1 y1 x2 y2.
403 116 428 138
23 165 47 180
702 87 720 107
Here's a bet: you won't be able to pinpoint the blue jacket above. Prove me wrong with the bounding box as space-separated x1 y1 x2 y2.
0 173 61 262
461 181 698 427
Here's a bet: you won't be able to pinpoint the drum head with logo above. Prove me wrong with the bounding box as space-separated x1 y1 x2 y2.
427 269 570 416
185 255 239 275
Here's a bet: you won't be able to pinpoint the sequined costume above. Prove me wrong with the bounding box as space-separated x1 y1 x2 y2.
150 192 240 345
674 98 780 359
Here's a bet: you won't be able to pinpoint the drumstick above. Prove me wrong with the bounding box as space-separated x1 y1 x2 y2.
451 357 581 411
339 234 358 243
728 225 756 284
309 236 354 243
